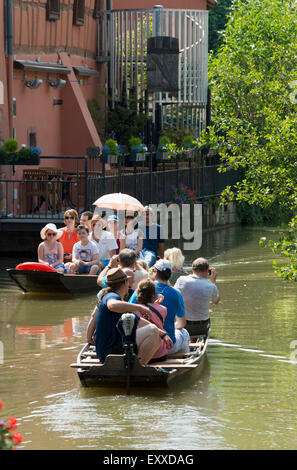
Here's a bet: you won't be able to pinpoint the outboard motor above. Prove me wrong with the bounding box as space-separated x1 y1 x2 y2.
117 313 139 395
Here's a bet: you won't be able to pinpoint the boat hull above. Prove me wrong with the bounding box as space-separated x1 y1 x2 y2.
7 269 98 294
72 335 209 388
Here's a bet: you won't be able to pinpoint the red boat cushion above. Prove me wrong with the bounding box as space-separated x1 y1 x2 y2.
16 262 56 272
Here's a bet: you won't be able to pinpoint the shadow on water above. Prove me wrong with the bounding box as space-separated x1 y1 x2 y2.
76 356 211 399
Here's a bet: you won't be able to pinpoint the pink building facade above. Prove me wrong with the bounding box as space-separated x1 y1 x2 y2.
0 0 215 164
0 0 104 162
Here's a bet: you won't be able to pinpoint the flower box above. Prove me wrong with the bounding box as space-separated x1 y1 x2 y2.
128 152 147 162
0 155 40 165
182 149 195 160
156 150 169 161
100 154 120 164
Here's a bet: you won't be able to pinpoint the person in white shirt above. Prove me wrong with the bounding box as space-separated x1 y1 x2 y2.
69 225 100 275
174 257 220 337
89 215 118 268
119 212 144 256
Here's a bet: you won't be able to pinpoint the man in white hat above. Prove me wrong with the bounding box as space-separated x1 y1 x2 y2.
129 259 190 355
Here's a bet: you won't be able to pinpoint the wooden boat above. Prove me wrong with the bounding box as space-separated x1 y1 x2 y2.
6 268 98 294
71 333 209 390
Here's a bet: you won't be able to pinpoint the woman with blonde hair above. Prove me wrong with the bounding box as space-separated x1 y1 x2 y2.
164 247 186 274
58 209 80 263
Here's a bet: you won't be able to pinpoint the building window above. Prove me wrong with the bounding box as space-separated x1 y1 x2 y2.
73 0 85 26
93 0 101 19
0 81 4 105
46 0 60 21
28 127 37 147
13 98 16 118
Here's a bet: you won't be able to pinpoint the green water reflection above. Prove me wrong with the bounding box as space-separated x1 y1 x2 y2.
0 226 296 450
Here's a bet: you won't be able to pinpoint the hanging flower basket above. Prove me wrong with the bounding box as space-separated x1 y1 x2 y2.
128 138 147 162
156 136 170 160
100 139 120 164
129 152 147 162
156 150 169 160
181 149 195 160
182 136 197 160
0 155 40 165
100 154 120 164
0 142 41 165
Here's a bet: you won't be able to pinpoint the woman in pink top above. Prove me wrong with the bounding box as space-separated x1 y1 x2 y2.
136 278 172 362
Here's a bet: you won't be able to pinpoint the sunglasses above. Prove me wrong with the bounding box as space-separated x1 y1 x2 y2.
46 232 57 237
65 216 74 220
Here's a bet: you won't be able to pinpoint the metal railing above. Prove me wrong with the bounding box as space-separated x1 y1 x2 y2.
0 153 239 220
98 7 209 137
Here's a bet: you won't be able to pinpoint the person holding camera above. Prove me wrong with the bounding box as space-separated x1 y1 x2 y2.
174 257 220 337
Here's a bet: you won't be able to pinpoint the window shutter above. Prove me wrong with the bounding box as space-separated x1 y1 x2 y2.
73 0 85 26
46 0 60 21
93 0 101 19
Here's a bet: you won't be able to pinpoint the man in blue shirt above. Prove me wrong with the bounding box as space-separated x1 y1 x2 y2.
95 267 169 364
129 259 190 355
138 206 164 267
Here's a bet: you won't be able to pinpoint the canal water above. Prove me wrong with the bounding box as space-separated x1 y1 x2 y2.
0 225 296 450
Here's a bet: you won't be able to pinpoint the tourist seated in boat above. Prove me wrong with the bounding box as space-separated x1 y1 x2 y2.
119 212 144 256
89 215 118 269
164 247 187 274
129 259 190 355
97 248 149 290
135 278 173 363
106 215 120 254
86 266 135 345
58 209 80 263
67 225 100 275
38 223 67 274
137 259 149 272
95 267 169 365
138 205 165 267
174 257 220 337
79 211 93 232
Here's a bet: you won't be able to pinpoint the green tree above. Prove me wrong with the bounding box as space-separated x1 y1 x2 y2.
201 0 297 280
208 0 233 53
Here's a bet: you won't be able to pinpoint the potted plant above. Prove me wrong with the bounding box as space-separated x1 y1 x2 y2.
181 136 196 159
101 138 120 164
128 136 148 162
156 136 170 160
0 139 41 165
170 183 200 206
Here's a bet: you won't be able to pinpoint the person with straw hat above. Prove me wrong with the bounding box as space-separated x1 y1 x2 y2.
38 223 67 274
95 267 169 365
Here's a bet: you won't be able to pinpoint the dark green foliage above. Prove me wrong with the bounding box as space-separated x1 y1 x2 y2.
3 138 18 153
201 0 297 280
208 0 233 53
106 97 149 145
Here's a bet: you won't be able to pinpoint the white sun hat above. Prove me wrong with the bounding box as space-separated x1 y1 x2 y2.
40 223 62 240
